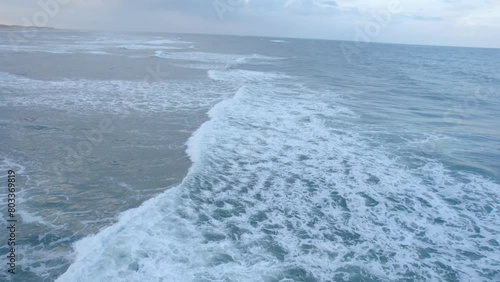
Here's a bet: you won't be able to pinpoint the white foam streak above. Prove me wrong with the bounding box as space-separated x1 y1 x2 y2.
119 45 182 50
154 51 282 65
0 73 229 114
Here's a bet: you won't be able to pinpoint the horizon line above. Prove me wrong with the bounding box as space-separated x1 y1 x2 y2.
2 23 499 51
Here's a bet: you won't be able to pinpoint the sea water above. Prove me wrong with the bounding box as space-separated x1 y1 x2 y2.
0 31 499 281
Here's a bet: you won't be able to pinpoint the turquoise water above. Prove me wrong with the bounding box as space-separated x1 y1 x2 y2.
1 32 499 281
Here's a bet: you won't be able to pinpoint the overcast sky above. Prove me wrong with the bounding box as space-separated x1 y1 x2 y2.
1 0 499 48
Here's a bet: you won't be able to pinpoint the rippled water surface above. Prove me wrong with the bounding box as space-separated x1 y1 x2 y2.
0 31 499 281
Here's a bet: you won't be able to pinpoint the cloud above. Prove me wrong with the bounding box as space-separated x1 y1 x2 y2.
456 2 500 27
0 0 498 48
401 13 444 21
111 0 219 19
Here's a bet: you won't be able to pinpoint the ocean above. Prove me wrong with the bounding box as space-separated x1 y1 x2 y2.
0 30 499 282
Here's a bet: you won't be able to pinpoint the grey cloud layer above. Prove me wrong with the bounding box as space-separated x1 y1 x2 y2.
120 0 339 19
0 0 498 48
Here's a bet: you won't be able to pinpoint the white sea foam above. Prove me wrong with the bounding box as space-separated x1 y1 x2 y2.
84 51 112 55
0 36 190 55
0 158 27 178
154 51 282 65
0 73 232 114
144 39 192 45
119 45 182 50
0 43 113 55
208 69 290 83
17 210 54 226
56 67 500 281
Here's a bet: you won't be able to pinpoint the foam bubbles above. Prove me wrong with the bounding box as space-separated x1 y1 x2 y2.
0 73 232 114
144 39 192 45
0 34 190 55
57 67 500 281
0 158 27 179
154 51 282 66
208 69 290 83
119 45 182 50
